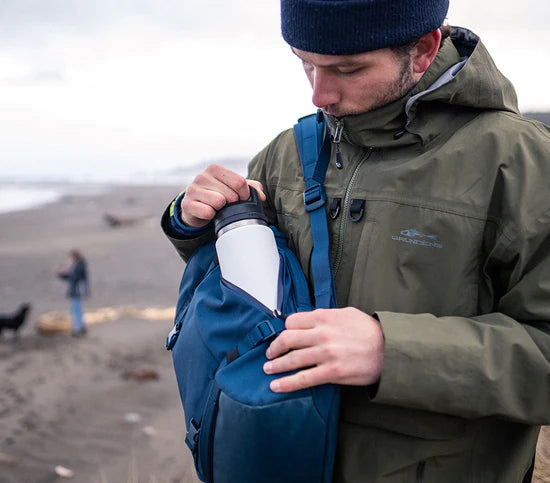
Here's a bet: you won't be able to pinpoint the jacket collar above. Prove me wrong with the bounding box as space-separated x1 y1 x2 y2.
323 29 473 149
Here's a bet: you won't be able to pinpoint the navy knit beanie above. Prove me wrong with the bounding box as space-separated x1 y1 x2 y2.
281 0 449 55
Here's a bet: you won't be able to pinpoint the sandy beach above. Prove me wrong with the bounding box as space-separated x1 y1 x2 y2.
0 183 548 483
0 183 200 483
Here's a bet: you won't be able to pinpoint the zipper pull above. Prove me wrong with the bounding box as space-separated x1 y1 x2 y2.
332 120 344 169
272 309 286 320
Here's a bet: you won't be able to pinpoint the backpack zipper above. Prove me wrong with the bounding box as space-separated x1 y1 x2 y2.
221 277 275 316
333 147 374 277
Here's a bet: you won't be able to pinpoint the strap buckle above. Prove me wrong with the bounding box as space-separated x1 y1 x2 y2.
185 418 200 453
247 320 277 347
303 184 326 212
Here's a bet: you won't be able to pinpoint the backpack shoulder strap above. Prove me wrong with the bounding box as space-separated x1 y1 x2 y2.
293 110 337 309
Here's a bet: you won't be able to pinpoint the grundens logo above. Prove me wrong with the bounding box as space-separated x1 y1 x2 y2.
392 229 443 249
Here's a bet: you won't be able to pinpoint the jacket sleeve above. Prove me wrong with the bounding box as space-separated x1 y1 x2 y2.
160 199 215 263
374 130 550 425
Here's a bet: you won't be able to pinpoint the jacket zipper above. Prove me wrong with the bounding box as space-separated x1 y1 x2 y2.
333 146 374 277
332 119 344 169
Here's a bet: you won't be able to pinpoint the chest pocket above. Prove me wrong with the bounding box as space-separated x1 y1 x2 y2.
345 200 486 317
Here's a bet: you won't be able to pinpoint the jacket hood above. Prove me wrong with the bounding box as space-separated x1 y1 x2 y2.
325 27 520 149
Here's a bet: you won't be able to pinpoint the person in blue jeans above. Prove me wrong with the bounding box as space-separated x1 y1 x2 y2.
56 249 89 336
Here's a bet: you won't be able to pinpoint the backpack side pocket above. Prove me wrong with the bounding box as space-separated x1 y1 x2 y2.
212 341 330 483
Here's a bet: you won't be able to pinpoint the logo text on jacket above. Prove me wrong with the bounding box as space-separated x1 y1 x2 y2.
392 229 443 249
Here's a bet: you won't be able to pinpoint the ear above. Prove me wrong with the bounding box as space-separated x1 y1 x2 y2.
411 29 442 75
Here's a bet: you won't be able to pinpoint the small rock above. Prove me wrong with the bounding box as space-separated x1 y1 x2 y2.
54 465 74 478
124 412 142 423
122 369 160 381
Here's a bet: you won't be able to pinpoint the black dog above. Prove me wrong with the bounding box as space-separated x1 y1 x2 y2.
0 303 31 339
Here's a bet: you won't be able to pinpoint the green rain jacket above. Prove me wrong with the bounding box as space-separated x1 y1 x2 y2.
163 28 550 482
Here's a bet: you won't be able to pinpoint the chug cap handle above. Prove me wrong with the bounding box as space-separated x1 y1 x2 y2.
214 186 268 235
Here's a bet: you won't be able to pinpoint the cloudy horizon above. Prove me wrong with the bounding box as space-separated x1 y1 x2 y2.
0 1 548 181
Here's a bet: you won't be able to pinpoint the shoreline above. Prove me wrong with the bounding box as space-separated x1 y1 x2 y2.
0 179 183 216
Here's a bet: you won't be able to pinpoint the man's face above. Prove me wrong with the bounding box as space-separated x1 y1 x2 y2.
293 47 416 118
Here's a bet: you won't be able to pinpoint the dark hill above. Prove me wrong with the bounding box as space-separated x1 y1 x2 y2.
524 112 550 125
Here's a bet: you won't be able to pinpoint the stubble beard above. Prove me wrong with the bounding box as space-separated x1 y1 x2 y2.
368 57 416 112
324 56 417 118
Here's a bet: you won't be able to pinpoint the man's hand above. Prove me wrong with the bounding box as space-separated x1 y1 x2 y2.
263 307 384 392
180 164 266 228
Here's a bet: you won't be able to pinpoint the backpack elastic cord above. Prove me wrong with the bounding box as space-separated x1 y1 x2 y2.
294 110 337 309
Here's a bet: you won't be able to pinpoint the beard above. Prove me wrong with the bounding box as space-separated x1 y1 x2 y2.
323 56 417 118
367 57 416 112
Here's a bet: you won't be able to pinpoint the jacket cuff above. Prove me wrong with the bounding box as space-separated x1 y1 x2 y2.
371 311 425 406
166 191 214 239
365 312 381 399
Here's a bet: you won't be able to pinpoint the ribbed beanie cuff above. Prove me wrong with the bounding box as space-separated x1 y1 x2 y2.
281 0 449 55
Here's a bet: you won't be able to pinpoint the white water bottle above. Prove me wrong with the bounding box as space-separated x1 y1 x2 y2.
214 187 280 311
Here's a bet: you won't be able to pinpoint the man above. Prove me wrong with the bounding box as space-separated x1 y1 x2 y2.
162 0 550 481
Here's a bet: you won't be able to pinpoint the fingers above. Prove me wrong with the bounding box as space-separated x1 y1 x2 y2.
179 164 266 227
265 310 327 360
263 311 334 392
264 307 385 393
205 165 251 201
264 345 327 376
265 327 321 361
269 365 332 393
263 332 338 392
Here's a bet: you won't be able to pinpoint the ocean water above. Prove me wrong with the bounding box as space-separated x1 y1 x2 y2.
0 157 249 215
0 184 64 214
0 182 113 215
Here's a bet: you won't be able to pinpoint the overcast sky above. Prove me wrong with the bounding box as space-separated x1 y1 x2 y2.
0 1 548 181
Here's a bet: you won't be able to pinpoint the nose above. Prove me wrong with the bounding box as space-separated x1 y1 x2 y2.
311 70 340 109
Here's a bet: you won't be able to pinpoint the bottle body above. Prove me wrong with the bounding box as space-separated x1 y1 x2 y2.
215 221 280 311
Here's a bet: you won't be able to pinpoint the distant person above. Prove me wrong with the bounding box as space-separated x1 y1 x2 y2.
56 249 89 336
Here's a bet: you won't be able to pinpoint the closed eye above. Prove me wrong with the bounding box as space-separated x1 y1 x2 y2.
336 67 364 76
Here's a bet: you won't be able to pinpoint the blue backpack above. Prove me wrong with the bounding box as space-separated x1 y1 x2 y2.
166 112 339 483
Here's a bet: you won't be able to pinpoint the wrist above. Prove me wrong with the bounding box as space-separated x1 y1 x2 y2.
169 192 214 237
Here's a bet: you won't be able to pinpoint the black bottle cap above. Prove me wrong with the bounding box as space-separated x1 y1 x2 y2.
214 187 267 235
